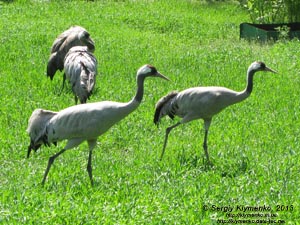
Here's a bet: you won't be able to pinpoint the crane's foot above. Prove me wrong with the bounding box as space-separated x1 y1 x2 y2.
202 156 213 168
207 159 214 167
87 163 94 187
202 141 213 167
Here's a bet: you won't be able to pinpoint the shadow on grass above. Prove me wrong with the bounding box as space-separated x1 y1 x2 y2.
176 149 213 172
177 149 250 177
219 156 250 178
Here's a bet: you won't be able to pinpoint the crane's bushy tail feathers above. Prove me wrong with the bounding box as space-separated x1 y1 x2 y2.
79 61 96 103
27 134 53 158
87 72 96 94
64 48 97 104
80 61 96 94
27 142 42 158
154 91 179 126
26 109 57 157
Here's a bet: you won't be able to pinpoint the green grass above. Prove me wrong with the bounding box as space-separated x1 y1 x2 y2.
1 0 300 224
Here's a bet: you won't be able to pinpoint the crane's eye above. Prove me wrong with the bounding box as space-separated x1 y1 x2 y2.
147 65 157 74
151 67 157 74
260 62 266 69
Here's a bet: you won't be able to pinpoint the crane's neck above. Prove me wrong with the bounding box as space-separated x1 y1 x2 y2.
236 67 255 100
245 67 255 95
133 74 146 103
119 74 145 117
229 67 256 106
121 74 145 115
99 74 146 125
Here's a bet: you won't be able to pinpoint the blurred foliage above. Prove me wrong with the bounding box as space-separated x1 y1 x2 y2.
238 0 300 23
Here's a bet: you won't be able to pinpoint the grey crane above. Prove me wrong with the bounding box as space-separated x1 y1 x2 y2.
154 61 276 164
27 64 169 185
47 26 95 90
64 46 98 104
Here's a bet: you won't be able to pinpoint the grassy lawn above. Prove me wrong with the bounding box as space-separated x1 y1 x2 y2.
0 0 299 224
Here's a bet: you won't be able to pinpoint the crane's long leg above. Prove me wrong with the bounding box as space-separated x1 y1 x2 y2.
203 120 212 165
42 138 84 185
203 130 210 162
42 148 66 185
87 140 97 186
160 122 181 160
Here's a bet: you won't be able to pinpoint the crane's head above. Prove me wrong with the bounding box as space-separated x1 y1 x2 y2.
78 30 95 52
249 61 277 74
137 64 170 81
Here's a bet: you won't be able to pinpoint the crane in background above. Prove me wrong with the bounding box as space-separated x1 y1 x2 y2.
47 26 95 92
154 61 276 164
64 46 98 104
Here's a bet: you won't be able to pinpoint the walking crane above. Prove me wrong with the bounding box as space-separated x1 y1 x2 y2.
154 61 276 164
27 65 169 185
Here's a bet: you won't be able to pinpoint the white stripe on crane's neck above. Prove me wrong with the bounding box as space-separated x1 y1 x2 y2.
245 65 256 95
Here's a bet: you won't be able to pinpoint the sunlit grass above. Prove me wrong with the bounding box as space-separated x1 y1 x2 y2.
0 0 299 224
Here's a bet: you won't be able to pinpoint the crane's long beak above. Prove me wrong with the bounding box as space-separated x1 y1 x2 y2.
156 71 171 81
265 66 277 73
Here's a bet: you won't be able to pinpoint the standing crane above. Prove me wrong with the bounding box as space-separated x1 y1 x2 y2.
154 61 277 164
27 64 169 186
64 46 98 104
47 26 95 91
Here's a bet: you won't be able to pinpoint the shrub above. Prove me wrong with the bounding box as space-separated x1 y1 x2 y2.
239 0 300 23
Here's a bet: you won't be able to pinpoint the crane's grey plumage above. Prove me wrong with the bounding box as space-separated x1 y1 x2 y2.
154 61 277 164
27 109 58 158
27 64 169 185
64 46 98 104
47 26 95 89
